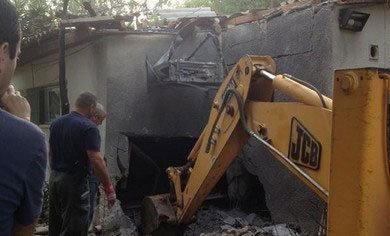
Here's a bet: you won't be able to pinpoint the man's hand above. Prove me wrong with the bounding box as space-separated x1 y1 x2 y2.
104 183 116 207
11 222 36 236
1 85 31 120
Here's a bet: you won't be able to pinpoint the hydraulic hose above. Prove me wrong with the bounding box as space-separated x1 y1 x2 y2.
205 88 252 153
283 74 328 109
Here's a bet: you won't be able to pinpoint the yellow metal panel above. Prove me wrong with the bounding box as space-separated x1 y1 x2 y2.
181 126 249 222
246 102 332 200
329 69 390 236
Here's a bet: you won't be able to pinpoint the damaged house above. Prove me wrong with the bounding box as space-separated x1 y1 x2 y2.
14 0 390 234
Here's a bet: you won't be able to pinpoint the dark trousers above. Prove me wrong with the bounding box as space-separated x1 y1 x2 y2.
88 181 98 226
49 170 90 236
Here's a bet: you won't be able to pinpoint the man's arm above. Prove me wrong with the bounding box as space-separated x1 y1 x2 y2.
87 151 116 206
87 151 111 188
85 127 115 206
13 133 47 236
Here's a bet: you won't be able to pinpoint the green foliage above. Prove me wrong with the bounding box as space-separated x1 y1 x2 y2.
146 11 164 27
12 0 58 39
10 0 163 39
183 0 271 14
9 0 275 39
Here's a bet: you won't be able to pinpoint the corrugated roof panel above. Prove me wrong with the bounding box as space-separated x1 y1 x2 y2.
156 8 217 21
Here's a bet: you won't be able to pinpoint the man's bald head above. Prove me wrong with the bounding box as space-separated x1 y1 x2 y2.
74 92 97 118
92 103 106 126
95 103 106 117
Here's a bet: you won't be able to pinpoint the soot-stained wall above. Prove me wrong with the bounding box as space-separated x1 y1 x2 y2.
100 33 220 174
222 4 335 234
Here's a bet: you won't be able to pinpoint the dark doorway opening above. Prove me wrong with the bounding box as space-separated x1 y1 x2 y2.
116 135 228 208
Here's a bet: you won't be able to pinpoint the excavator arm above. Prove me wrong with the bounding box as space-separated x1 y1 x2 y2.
142 55 390 236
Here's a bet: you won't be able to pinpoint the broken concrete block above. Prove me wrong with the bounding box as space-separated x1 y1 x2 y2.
254 228 267 236
262 224 299 236
252 216 268 228
236 217 249 227
241 233 254 236
235 226 250 235
93 187 138 236
245 213 257 225
217 210 230 219
94 225 102 233
34 225 48 235
221 233 234 236
220 225 234 231
223 216 237 226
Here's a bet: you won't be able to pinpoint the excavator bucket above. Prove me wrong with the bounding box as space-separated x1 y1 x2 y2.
141 194 177 234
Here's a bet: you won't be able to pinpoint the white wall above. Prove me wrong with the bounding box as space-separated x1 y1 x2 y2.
333 5 390 70
13 40 107 155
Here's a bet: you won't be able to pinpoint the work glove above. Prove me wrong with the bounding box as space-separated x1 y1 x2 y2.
104 184 116 207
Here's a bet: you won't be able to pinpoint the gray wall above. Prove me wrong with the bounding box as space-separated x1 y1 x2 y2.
222 4 335 234
99 33 220 174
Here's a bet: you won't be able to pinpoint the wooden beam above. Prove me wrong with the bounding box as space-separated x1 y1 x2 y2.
60 15 133 30
82 2 97 17
222 9 274 27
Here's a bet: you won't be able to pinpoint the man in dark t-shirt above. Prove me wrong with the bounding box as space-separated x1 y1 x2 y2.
49 92 115 236
0 109 47 235
0 1 48 235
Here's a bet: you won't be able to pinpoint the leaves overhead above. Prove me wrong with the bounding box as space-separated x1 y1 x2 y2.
11 0 277 40
11 0 168 39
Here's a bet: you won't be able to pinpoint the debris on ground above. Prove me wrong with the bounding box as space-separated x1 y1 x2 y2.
35 204 300 236
36 193 300 236
34 225 48 235
92 187 138 236
184 206 300 236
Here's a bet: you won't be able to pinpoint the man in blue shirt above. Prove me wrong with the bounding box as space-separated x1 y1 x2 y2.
0 0 48 235
49 92 116 236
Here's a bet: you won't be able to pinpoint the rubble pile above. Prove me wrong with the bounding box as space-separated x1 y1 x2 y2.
184 206 300 236
92 188 138 236
36 203 301 236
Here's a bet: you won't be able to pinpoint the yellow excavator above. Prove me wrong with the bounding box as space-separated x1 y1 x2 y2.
142 55 390 235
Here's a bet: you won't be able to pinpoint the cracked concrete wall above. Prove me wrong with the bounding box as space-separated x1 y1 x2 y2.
222 3 390 234
222 4 335 234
